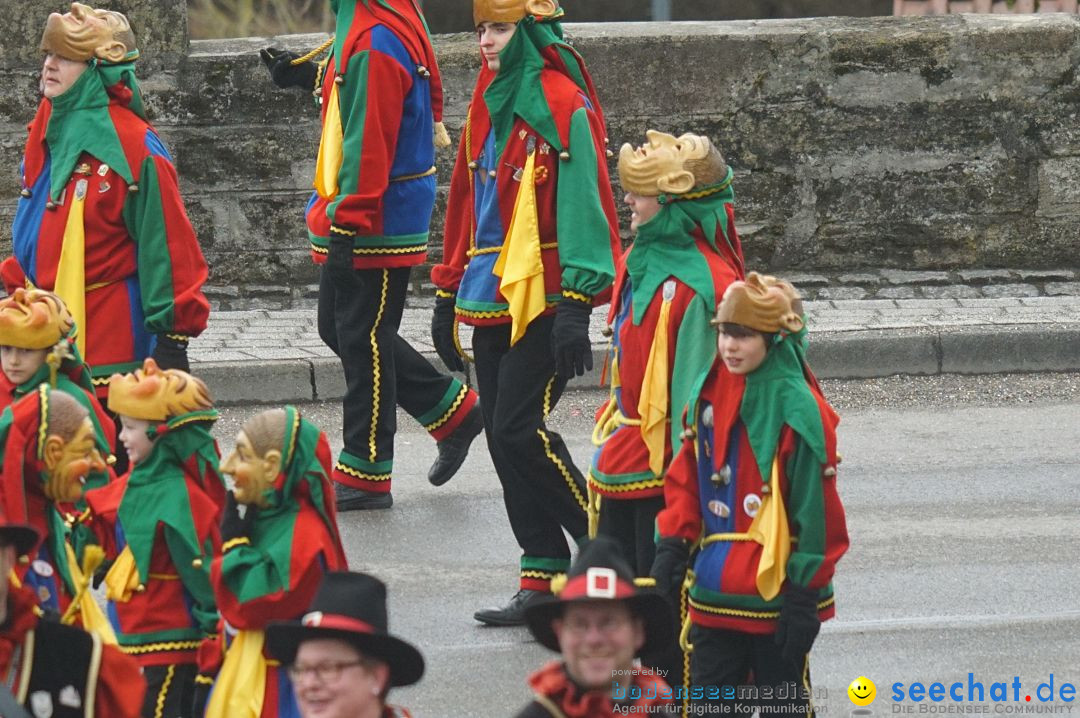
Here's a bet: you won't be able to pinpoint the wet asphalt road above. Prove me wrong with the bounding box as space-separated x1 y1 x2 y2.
213 372 1080 716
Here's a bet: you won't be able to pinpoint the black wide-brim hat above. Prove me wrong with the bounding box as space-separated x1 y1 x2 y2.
0 516 39 557
266 571 425 688
524 536 674 656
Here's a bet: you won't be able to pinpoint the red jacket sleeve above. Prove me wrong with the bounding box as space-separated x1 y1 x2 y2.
432 122 474 292
655 433 703 543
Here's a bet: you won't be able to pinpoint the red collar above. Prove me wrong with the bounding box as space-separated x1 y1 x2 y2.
527 660 671 717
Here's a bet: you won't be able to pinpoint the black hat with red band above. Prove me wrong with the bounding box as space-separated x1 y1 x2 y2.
524 536 674 655
265 571 424 687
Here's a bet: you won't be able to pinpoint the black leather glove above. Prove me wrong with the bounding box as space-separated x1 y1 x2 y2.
152 334 190 372
431 294 464 372
775 585 821 664
650 537 690 608
220 493 257 544
326 228 358 290
259 47 318 91
551 295 593 378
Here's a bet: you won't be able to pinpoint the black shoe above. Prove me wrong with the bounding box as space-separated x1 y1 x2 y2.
473 589 547 627
334 484 393 511
428 403 484 487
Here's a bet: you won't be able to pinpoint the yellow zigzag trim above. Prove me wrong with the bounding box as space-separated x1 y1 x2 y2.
168 414 213 430
309 244 426 256
521 569 558 579
588 477 664 493
688 595 834 620
561 289 591 303
122 640 202 655
154 664 175 718
92 376 110 386
335 462 391 482
423 385 469 432
539 376 588 511
467 241 557 257
368 270 389 462
454 300 558 321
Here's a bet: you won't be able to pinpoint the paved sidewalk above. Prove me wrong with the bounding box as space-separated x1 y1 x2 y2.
190 293 1080 405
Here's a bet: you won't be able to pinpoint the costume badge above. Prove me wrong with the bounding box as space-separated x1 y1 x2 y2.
743 493 762 518
74 179 88 201
97 163 110 176
99 181 111 193
32 559 54 577
59 686 82 709
30 690 53 718
707 500 730 518
663 280 676 302
701 405 714 428
75 163 92 176
38 586 51 603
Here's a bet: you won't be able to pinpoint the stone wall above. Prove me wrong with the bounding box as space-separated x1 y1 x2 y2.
2 12 1080 305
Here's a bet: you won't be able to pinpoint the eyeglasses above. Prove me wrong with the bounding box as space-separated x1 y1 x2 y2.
286 660 364 683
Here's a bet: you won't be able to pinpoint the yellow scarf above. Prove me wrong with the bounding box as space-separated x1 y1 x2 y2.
53 178 88 356
747 455 790 600
637 282 675 477
205 629 268 718
314 83 344 199
61 542 117 644
493 146 546 345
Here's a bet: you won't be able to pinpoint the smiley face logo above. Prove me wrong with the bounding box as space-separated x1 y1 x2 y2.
848 676 876 706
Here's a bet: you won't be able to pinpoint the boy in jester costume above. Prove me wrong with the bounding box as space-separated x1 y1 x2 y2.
651 274 849 716
0 289 115 483
433 0 621 627
5 3 210 406
82 358 224 718
0 386 108 618
260 0 483 512
590 131 744 574
205 406 348 718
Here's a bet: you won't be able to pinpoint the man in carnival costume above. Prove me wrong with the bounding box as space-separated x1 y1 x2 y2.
651 274 849 715
261 0 483 511
205 406 348 718
83 358 224 717
515 536 677 717
5 4 210 441
0 513 145 717
433 0 621 626
0 385 107 617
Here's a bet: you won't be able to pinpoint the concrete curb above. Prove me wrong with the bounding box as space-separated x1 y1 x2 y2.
193 322 1080 405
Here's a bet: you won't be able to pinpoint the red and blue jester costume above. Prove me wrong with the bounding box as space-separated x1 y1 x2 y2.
590 165 745 576
206 407 348 718
434 2 621 612
654 298 848 713
6 56 209 397
306 0 479 500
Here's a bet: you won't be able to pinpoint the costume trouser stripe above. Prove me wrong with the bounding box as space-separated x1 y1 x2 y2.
142 663 196 718
318 266 468 491
472 316 588 583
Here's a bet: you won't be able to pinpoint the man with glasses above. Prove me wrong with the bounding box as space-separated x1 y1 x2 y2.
267 571 424 718
515 536 677 717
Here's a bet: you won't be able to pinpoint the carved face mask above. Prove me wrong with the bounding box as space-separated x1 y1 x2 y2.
43 417 104 502
221 430 281 508
40 2 135 63
617 130 720 197
473 0 559 25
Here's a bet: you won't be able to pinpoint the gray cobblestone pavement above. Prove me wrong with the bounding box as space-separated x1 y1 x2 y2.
191 271 1080 404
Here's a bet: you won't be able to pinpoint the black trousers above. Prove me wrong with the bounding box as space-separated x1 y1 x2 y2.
143 662 196 718
318 266 459 489
688 626 814 717
596 494 665 576
472 316 588 578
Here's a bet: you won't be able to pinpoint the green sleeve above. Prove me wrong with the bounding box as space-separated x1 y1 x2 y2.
556 107 616 298
784 438 828 588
